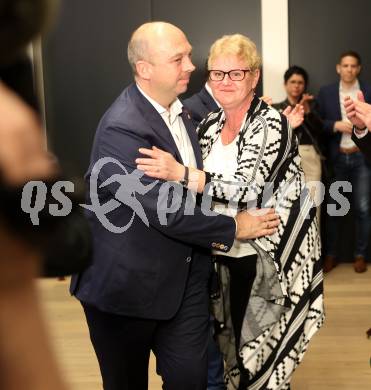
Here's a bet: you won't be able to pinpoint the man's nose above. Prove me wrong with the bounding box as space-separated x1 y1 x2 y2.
184 57 195 73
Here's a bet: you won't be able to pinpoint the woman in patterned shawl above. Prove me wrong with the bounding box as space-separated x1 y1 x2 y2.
136 34 324 390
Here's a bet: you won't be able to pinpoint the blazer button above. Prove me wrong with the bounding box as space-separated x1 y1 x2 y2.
186 256 192 263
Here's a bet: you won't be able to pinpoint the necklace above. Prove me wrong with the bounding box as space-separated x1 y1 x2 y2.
222 121 240 145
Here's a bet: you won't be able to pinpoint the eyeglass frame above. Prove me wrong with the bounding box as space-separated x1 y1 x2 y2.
208 69 252 81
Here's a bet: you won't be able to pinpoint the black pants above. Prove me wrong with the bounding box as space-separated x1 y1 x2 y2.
216 254 257 390
82 263 210 390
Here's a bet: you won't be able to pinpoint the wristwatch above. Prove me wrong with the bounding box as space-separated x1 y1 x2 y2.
179 166 189 186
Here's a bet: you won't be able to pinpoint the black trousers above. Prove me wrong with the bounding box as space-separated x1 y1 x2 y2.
216 254 257 390
82 260 210 390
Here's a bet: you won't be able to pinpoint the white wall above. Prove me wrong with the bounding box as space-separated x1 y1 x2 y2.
261 0 288 102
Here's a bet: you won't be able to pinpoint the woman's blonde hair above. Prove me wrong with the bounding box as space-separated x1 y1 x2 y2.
207 34 261 71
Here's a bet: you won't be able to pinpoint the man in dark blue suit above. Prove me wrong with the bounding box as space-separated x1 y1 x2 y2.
70 22 279 390
183 81 219 126
317 50 371 273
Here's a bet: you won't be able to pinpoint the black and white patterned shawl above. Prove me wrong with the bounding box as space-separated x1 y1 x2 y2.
198 96 324 390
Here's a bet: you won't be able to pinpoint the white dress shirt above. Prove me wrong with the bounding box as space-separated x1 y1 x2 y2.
203 125 256 258
339 80 360 149
136 84 197 168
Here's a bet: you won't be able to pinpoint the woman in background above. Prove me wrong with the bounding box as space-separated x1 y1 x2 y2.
273 66 324 222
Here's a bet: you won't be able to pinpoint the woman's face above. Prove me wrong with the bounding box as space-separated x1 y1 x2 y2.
284 74 306 101
208 55 260 110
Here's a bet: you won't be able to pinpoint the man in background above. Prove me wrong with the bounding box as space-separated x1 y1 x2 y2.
183 64 219 126
317 51 371 273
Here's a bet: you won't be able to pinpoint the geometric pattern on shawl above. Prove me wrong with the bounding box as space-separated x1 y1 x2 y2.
198 97 324 389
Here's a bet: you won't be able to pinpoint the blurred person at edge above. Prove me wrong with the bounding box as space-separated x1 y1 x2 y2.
1 0 91 275
137 33 324 390
345 90 371 161
345 91 371 339
0 1 91 389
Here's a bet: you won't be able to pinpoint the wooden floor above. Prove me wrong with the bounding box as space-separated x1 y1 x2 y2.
38 263 371 390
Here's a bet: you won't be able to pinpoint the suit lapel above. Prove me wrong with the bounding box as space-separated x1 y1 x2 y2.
334 82 341 119
199 87 218 112
130 84 183 163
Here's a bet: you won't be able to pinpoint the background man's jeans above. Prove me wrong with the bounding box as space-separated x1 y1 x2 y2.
326 152 371 258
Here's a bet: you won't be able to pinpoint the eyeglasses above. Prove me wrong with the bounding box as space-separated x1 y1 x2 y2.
208 69 252 81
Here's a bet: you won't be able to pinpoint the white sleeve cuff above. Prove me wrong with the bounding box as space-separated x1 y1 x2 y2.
354 128 369 139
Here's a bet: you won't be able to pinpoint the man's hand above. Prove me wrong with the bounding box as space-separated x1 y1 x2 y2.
235 208 279 240
137 146 184 181
334 120 353 134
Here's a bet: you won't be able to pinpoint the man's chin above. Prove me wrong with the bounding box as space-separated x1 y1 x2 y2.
177 84 189 94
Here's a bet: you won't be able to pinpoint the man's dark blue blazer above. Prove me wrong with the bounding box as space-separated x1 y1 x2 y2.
183 86 219 126
317 81 371 161
70 84 235 320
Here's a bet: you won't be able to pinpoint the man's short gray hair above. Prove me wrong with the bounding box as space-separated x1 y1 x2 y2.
127 22 179 75
127 31 149 75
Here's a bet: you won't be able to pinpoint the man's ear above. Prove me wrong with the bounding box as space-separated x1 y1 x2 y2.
336 64 341 75
136 60 151 80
